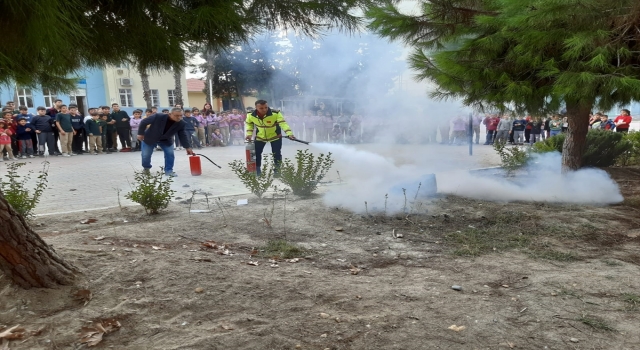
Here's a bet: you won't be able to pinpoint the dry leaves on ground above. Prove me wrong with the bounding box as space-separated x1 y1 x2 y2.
247 261 259 266
79 318 121 347
448 325 466 332
350 266 361 275
73 289 92 306
151 246 166 250
0 326 25 340
81 218 98 224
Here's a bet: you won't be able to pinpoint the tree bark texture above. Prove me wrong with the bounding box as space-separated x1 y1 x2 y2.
140 69 152 109
0 194 76 288
562 102 592 172
173 65 184 107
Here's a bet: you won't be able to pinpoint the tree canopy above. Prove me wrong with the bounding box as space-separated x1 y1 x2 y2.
0 0 374 92
367 0 640 170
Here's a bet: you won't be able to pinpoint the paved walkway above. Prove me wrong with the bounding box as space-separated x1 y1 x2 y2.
1 141 501 215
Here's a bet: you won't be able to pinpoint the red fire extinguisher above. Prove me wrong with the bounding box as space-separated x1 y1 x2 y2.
189 155 202 176
245 141 256 173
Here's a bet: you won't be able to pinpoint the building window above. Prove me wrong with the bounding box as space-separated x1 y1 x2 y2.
119 89 133 107
167 90 176 106
17 88 34 108
69 94 78 105
42 88 57 108
116 62 130 69
150 89 160 107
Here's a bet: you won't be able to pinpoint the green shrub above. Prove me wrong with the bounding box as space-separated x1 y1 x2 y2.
125 168 175 214
279 150 334 196
229 157 274 198
1 162 49 218
493 141 529 176
617 131 640 166
533 129 632 167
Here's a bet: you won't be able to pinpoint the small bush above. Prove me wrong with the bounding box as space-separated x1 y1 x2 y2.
493 141 529 176
260 239 306 259
125 168 175 214
279 150 334 196
1 162 49 218
617 131 640 166
533 130 632 167
229 156 274 198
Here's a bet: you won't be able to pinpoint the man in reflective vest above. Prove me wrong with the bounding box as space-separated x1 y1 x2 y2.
245 100 296 176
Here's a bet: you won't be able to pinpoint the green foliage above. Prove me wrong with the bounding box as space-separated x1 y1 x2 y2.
279 150 334 196
229 158 274 198
0 0 369 89
125 169 175 215
493 141 529 176
617 131 640 166
533 130 632 167
260 239 306 259
367 0 640 170
1 162 49 218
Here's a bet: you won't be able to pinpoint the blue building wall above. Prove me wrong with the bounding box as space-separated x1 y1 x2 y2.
0 67 107 115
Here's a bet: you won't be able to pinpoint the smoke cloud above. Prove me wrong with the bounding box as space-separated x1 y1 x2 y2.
315 143 623 214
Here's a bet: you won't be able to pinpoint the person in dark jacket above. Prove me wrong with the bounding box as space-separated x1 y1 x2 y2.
32 106 56 156
110 103 132 152
46 99 63 154
16 118 35 158
69 105 86 154
529 117 543 145
137 108 193 177
85 113 103 154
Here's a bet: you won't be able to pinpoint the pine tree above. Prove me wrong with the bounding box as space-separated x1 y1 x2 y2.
367 0 640 171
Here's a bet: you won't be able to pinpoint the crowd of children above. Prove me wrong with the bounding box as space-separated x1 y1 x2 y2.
0 100 251 160
285 110 363 144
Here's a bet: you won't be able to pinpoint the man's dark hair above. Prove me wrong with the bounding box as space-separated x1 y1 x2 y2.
145 109 153 113
6 101 14 105
184 109 191 113
98 113 106 118
18 105 28 111
36 106 46 111
2 111 12 116
17 117 27 121
133 109 143 114
60 104 67 108
100 105 109 109
255 100 268 106
68 104 78 109
54 99 62 103
162 109 170 113
111 103 119 107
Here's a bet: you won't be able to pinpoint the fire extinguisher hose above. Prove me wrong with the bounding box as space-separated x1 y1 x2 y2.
194 154 222 169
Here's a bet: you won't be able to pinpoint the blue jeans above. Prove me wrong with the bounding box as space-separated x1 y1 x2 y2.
141 141 175 174
550 130 561 137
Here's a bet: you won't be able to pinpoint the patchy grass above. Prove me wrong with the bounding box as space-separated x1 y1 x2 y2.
446 228 530 256
622 196 640 209
529 249 580 262
622 293 640 309
603 259 623 266
577 315 616 332
260 239 306 259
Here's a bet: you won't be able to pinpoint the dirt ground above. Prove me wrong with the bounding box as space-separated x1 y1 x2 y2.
1 168 640 350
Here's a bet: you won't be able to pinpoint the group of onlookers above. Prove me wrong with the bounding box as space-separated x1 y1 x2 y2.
0 100 251 160
285 110 363 143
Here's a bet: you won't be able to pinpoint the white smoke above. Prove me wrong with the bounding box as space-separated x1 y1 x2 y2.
315 143 623 214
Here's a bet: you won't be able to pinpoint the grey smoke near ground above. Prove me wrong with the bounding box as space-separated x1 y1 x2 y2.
314 143 623 214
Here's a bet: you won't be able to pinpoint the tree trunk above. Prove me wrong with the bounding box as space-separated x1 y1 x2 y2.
561 102 592 172
173 65 184 107
0 194 76 288
205 50 216 105
140 69 152 109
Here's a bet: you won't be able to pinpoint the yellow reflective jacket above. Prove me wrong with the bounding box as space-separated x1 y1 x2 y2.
245 108 293 142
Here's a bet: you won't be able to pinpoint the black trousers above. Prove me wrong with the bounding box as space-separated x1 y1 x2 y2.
72 128 86 152
117 127 132 148
524 129 531 143
485 130 496 144
106 129 116 149
254 138 282 176
52 128 61 153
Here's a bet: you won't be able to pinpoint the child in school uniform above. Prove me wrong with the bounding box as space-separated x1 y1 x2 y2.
210 128 225 147
230 124 244 146
0 120 16 161
15 118 35 158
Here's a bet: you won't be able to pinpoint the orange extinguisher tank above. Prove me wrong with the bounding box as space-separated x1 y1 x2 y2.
245 141 256 173
189 155 202 176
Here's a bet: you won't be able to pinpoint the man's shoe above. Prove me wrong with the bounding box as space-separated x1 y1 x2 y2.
143 168 151 175
164 172 177 177
62 154 71 157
